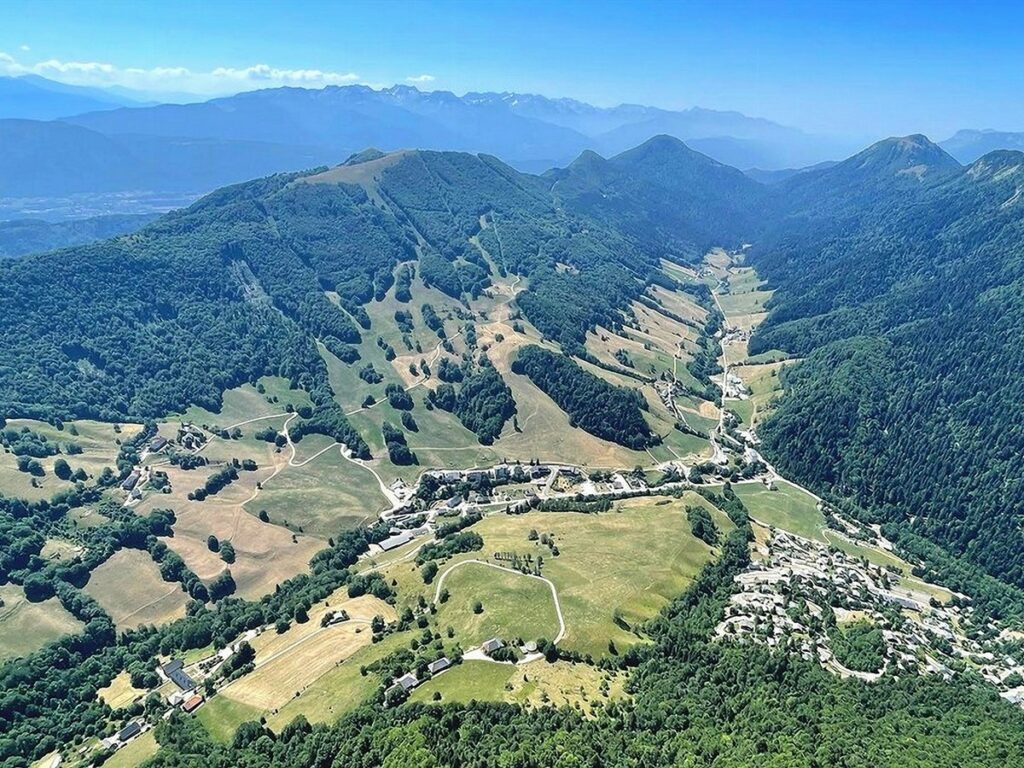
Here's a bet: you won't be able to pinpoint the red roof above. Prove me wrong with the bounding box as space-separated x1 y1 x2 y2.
181 694 204 713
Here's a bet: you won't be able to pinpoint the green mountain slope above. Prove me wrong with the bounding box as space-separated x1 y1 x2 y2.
0 138 758 426
750 139 1024 589
550 135 770 257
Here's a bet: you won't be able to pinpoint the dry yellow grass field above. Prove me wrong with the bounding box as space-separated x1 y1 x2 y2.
161 503 324 601
0 583 83 660
97 670 146 710
83 548 189 630
134 425 332 601
215 594 396 712
480 322 648 468
0 419 142 501
224 623 375 710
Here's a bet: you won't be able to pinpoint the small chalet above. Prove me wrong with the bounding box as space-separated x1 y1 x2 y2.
396 672 419 692
427 657 451 675
481 638 505 654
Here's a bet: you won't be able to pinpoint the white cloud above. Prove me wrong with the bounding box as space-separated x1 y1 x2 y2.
0 51 362 95
405 74 435 84
19 44 30 52
209 64 359 86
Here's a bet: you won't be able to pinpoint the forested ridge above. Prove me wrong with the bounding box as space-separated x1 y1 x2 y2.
511 345 657 449
750 137 1024 589
0 139 757 423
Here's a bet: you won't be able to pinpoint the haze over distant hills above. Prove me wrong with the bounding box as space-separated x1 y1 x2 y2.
5 75 1024 225
940 129 1024 163
63 83 849 172
0 80 860 220
0 75 141 120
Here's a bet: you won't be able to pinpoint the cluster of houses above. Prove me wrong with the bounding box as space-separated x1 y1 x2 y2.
609 472 647 493
385 656 453 703
722 372 749 400
177 423 207 451
157 658 205 713
426 463 582 495
717 527 1024 699
102 659 202 752
408 463 588 517
720 326 750 347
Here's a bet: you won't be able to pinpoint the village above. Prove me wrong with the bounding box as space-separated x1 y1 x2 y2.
717 524 1024 703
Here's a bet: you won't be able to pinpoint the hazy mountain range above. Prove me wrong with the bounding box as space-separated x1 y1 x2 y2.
2 73 1023 223
0 76 856 219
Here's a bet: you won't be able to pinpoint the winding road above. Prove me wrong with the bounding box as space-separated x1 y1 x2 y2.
432 558 566 648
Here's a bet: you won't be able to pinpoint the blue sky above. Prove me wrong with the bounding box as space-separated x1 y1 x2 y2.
1 0 1022 140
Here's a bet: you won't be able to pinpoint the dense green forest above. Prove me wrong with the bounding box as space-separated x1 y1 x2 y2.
511 345 656 449
426 358 516 444
750 138 1024 589
549 135 769 257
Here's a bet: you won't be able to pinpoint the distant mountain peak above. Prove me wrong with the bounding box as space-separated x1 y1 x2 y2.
611 134 725 169
849 134 959 180
564 148 608 169
941 128 1024 164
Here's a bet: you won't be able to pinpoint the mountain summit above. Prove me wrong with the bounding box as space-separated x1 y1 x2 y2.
843 134 961 180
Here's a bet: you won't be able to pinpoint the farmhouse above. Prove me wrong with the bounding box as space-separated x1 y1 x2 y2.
610 473 630 492
482 637 505 654
121 471 141 491
323 609 350 626
149 436 168 452
169 668 196 691
379 529 415 552
116 721 142 742
396 672 419 691
427 656 451 674
159 660 196 691
181 694 204 713
445 495 462 509
159 658 184 678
